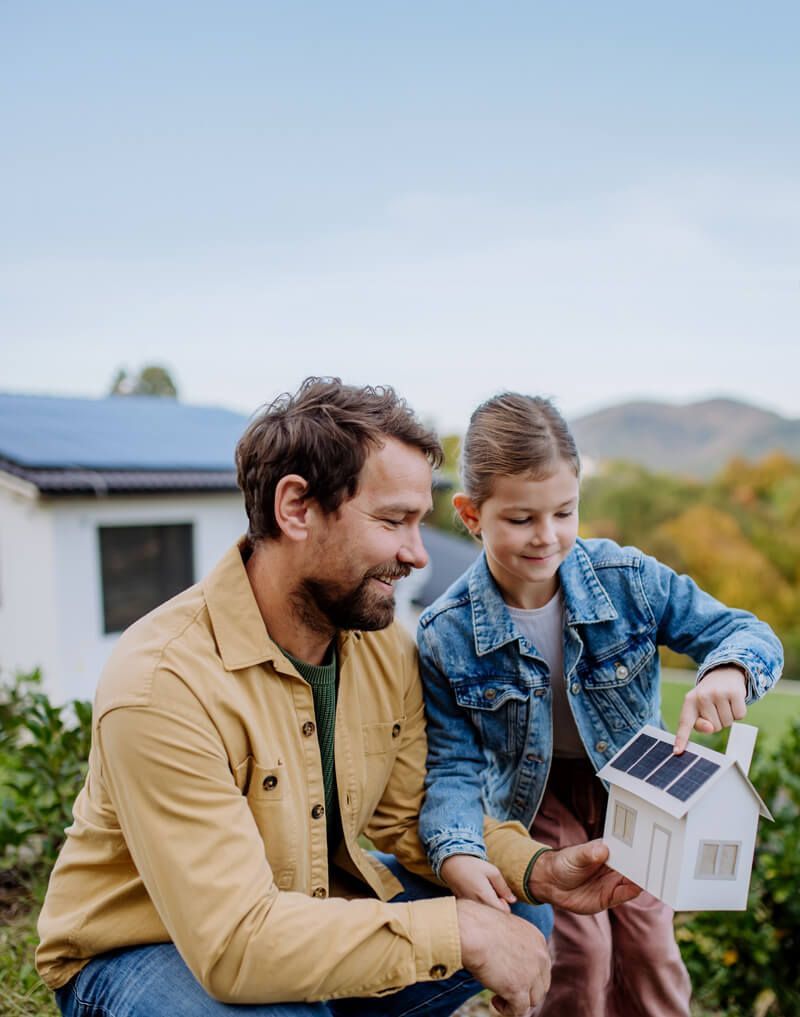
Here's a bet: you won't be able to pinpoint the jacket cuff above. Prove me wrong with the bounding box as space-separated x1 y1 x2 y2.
696 650 775 703
484 817 549 902
407 896 462 984
426 828 487 879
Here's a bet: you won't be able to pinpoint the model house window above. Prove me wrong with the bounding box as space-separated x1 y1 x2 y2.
99 523 194 634
695 840 740 880
612 802 637 846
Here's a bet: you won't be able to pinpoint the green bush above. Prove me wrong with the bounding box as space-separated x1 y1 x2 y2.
678 718 800 1017
0 671 92 871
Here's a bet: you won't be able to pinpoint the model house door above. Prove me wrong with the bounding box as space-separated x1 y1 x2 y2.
645 824 671 899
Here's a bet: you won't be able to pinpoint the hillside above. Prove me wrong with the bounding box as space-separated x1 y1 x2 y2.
570 398 800 476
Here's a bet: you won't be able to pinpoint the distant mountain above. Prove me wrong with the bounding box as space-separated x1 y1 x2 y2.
570 398 800 477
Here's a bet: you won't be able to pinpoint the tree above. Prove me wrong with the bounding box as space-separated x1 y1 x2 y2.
109 364 178 398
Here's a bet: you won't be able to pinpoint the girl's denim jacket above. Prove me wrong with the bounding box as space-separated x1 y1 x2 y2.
416 537 783 876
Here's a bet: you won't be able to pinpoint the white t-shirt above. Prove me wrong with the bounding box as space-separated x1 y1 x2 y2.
507 590 587 759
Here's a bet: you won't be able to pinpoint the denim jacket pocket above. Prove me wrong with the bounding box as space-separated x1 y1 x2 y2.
453 680 529 756
581 638 657 731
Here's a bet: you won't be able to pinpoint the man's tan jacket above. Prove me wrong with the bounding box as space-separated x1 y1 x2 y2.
37 543 544 1004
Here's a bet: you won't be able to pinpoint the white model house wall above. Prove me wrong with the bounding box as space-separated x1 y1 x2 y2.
676 770 758 911
2 488 246 704
605 786 685 907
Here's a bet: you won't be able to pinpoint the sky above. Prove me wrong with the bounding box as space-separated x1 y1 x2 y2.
2 2 798 433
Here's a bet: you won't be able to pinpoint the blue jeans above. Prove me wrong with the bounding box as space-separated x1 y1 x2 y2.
55 853 553 1017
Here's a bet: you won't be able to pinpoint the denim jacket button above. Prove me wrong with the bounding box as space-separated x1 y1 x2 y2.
484 688 497 700
595 740 608 753
534 688 546 698
615 663 629 680
570 682 581 694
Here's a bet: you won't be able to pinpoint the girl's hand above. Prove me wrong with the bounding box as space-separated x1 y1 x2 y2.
440 854 517 912
674 665 748 753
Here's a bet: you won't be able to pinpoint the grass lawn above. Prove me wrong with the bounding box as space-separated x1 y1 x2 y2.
0 873 58 1017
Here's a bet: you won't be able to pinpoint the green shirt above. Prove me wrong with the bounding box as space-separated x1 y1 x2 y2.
282 645 342 851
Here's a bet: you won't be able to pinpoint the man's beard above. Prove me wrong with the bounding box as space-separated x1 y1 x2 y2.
299 562 412 633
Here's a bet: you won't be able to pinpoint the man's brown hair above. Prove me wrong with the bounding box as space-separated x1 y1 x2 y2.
236 377 443 541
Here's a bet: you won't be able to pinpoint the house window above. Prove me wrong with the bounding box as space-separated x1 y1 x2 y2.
695 840 740 880
99 523 194 634
612 801 637 846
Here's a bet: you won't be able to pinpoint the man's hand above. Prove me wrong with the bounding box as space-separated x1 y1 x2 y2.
674 666 748 753
527 840 641 914
441 854 516 913
456 898 550 1017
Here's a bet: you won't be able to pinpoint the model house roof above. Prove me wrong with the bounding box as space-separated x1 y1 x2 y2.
597 724 772 820
0 392 249 495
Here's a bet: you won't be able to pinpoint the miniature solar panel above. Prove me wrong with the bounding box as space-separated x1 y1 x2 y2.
627 740 674 779
645 750 697 789
608 733 657 773
666 758 721 802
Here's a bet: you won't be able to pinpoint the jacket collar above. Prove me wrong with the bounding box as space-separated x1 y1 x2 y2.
203 540 357 672
468 540 618 657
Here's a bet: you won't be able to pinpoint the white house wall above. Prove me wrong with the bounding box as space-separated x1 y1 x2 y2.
676 771 759 911
604 786 685 907
0 479 60 694
31 492 245 703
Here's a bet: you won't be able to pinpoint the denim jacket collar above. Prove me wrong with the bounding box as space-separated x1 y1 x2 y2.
468 541 618 657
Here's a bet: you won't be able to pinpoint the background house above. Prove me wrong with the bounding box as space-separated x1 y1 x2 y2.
0 393 249 702
0 392 475 703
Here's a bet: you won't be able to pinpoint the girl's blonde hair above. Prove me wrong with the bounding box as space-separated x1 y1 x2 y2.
461 393 580 506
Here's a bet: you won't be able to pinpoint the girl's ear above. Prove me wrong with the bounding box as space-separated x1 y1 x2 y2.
274 475 311 541
452 493 482 538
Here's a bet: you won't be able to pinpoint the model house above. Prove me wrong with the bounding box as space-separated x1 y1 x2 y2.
597 723 771 911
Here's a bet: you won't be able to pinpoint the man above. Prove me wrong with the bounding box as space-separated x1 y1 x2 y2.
37 378 639 1017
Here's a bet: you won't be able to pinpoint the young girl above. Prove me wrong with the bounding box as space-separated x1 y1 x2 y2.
417 393 783 1017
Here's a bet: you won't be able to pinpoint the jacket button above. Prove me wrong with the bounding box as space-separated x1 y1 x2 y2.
302 721 316 737
391 723 402 738
484 688 497 700
571 682 581 694
596 741 608 753
262 774 278 790
534 688 546 697
429 964 447 979
615 663 629 680
311 803 325 820
312 886 327 898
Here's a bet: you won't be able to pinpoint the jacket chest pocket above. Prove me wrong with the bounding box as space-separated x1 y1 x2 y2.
580 638 657 732
237 757 297 888
453 681 529 757
360 719 403 813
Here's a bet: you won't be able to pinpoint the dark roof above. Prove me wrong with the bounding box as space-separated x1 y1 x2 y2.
0 392 249 496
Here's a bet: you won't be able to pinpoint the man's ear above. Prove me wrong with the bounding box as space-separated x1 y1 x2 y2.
274 475 311 541
452 492 482 538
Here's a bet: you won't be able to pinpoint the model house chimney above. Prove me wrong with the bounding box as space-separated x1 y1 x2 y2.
725 723 758 774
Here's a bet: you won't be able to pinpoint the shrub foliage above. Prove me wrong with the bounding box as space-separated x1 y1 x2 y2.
0 671 92 871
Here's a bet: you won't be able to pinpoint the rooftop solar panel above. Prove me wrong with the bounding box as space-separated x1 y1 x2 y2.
666 758 721 802
645 750 697 789
626 740 673 779
609 733 657 773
